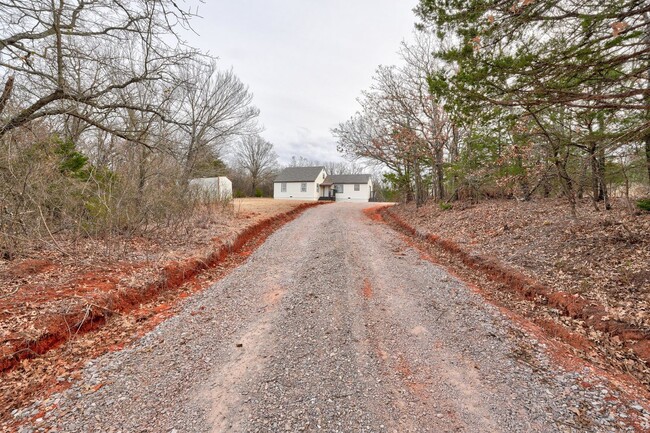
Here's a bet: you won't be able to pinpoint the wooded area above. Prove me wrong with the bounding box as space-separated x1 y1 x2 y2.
334 1 650 215
0 1 281 259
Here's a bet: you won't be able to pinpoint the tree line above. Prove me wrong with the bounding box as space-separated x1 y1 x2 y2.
333 1 649 215
0 1 273 259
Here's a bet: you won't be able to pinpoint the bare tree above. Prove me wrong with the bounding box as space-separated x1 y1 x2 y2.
288 155 316 167
174 61 259 175
0 1 270 259
0 0 197 144
235 135 278 195
334 33 455 205
321 161 365 175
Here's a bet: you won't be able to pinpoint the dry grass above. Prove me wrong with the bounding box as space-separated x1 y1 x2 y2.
0 198 308 336
233 198 314 218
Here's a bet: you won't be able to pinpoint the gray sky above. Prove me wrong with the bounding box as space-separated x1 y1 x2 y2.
184 0 418 165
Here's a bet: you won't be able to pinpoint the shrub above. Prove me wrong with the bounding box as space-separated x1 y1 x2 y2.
637 198 650 212
439 202 453 211
0 133 202 259
54 138 90 179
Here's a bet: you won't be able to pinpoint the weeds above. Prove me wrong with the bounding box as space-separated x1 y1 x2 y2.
0 135 225 260
637 198 650 212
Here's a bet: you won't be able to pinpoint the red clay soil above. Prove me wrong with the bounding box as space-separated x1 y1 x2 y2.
362 279 373 299
368 200 650 390
0 201 324 418
362 206 386 223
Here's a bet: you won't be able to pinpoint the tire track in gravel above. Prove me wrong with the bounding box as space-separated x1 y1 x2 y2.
203 203 649 432
211 216 381 432
343 209 505 432
15 203 650 433
205 281 282 432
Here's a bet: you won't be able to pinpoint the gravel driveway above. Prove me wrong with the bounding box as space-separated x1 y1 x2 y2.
14 203 650 432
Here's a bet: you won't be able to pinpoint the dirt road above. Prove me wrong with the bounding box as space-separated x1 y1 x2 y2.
14 203 650 432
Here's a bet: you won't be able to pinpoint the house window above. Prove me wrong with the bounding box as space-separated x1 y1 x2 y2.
335 184 344 193
301 183 307 192
354 184 360 191
281 182 287 192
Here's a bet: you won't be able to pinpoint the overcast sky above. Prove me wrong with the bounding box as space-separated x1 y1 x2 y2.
183 1 418 165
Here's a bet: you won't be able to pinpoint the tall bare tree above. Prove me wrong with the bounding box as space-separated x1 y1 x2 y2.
322 161 366 175
334 33 455 205
235 135 278 195
174 61 259 175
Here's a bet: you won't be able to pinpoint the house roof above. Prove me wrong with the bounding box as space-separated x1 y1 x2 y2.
321 174 371 186
274 166 325 182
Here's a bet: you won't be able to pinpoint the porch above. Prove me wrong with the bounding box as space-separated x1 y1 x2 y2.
319 183 337 201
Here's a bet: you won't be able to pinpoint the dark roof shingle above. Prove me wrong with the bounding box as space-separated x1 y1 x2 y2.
274 166 325 182
321 174 371 185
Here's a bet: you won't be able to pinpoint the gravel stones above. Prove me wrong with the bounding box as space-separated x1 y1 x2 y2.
13 203 650 432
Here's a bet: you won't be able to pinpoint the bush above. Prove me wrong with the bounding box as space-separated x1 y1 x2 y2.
637 198 650 212
0 133 201 259
54 138 90 179
439 202 453 211
254 188 263 198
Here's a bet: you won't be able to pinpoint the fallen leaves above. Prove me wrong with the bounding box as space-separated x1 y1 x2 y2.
470 35 482 51
388 197 650 387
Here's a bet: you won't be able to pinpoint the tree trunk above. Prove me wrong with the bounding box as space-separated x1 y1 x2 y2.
621 159 631 204
589 144 600 211
0 76 15 116
646 134 650 186
137 145 148 207
646 19 650 185
576 158 586 200
541 168 552 198
413 158 426 207
185 137 198 177
435 146 445 201
450 126 459 201
516 152 531 201
553 146 577 218
596 117 610 209
404 163 414 203
598 146 610 210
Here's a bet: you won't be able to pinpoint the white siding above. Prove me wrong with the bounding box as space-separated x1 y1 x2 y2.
273 169 326 200
335 179 372 202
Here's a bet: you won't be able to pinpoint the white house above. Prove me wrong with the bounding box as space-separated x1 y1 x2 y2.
273 167 373 202
189 176 233 200
320 174 373 202
273 166 327 200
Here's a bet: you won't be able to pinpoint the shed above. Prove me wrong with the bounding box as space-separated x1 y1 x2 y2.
189 176 233 200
